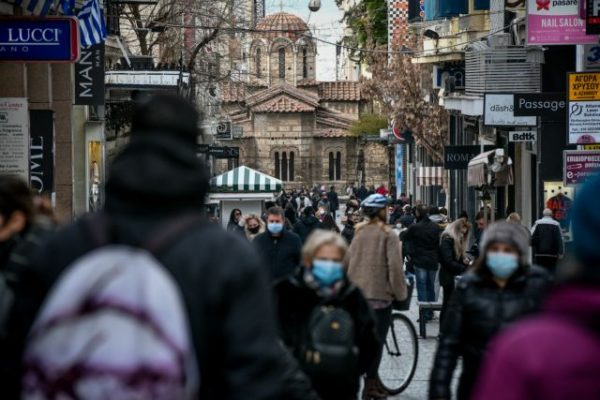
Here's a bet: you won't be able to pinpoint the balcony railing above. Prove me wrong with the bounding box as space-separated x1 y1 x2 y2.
105 70 191 87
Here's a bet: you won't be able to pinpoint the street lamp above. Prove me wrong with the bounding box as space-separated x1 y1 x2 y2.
309 0 321 12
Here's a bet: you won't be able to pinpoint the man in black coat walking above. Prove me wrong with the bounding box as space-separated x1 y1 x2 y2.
293 207 322 244
403 206 442 321
255 206 302 281
327 186 339 217
531 208 564 274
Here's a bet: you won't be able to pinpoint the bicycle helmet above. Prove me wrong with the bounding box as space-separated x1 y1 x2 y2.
361 194 389 209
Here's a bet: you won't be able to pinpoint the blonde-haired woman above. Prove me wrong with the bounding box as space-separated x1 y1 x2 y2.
243 214 265 241
273 230 379 400
438 218 471 324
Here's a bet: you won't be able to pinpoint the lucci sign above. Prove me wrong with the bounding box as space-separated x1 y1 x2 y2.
0 17 79 63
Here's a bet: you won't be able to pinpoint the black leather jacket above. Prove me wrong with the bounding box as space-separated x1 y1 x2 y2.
438 235 467 287
429 266 551 400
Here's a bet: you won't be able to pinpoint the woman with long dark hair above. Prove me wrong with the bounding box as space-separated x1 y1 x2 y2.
429 222 551 400
226 208 245 236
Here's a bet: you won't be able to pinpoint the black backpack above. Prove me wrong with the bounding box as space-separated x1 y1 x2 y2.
300 303 359 380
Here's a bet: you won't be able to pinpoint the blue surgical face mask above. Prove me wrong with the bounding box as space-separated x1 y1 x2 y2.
486 252 519 279
312 259 344 287
267 222 283 235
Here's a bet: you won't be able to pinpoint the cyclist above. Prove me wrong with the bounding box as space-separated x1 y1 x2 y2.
345 193 407 399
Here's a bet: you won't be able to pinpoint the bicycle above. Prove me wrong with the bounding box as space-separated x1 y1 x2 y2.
377 274 419 395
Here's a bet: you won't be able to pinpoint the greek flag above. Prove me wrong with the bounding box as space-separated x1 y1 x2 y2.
77 0 107 48
10 0 60 16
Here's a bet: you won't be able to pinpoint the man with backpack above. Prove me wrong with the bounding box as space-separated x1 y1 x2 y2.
2 95 311 399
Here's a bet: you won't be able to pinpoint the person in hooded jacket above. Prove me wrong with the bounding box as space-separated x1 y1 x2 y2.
274 230 379 400
293 207 323 244
227 208 246 236
473 174 600 400
429 222 551 400
438 218 471 324
1 95 314 400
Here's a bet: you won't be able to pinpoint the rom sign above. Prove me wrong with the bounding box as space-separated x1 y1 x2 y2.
0 17 79 63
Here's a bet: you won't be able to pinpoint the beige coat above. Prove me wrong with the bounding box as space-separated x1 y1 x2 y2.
344 222 407 302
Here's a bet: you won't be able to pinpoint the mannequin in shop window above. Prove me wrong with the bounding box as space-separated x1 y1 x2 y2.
546 190 572 230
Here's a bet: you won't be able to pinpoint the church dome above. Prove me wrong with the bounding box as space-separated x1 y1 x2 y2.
256 12 311 41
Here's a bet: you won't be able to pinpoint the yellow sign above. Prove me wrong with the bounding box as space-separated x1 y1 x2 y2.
568 72 600 101
583 144 600 150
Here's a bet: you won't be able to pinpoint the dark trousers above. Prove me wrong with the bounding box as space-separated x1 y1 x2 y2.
535 255 559 275
440 282 455 327
366 306 393 378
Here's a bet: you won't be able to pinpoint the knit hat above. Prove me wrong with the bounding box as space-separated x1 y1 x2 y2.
572 173 600 270
130 94 200 145
480 221 530 265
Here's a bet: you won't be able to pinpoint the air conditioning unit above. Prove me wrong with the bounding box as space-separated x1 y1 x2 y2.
488 33 511 48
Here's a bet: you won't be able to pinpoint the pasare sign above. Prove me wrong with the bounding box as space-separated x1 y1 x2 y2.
564 150 600 185
0 17 79 63
527 0 597 45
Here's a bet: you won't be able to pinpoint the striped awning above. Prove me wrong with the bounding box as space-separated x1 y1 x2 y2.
210 166 282 193
417 166 444 186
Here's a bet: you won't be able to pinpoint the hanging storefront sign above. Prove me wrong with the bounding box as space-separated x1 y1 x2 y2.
584 44 600 70
74 43 105 105
584 143 600 149
395 144 404 198
527 0 597 45
586 0 600 34
29 110 54 195
568 72 600 144
0 17 79 62
509 130 538 142
0 98 29 181
513 93 566 118
484 94 536 126
444 145 494 170
564 150 600 185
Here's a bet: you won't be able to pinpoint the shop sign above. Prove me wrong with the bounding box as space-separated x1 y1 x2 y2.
568 72 600 144
484 94 536 126
583 44 600 70
527 0 597 45
29 110 54 194
586 0 600 34
74 43 104 105
583 143 600 149
509 130 537 142
513 93 566 118
564 150 600 185
0 98 29 181
395 144 404 197
444 145 494 170
0 17 79 63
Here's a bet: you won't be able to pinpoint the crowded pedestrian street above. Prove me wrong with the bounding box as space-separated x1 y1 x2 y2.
2 0 600 399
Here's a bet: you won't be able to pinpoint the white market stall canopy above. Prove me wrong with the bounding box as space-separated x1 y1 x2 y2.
468 149 514 187
210 166 283 193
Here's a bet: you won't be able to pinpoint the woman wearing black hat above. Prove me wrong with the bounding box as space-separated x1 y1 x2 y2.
429 222 552 400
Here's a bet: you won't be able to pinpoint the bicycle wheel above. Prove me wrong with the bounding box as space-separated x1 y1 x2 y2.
377 312 419 395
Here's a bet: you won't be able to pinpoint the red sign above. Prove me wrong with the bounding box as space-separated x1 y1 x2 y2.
564 150 600 186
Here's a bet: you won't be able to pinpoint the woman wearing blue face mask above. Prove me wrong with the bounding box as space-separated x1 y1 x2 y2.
429 222 552 400
274 230 379 400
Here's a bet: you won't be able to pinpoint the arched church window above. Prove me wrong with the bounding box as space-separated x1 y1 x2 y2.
328 151 342 181
281 152 288 181
274 151 280 179
274 151 295 182
278 47 286 79
289 152 295 182
302 48 308 78
256 48 262 78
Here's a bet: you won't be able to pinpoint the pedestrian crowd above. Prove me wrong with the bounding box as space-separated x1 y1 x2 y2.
0 95 598 400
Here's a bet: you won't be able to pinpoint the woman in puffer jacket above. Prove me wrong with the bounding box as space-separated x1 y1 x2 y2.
429 222 552 400
438 218 471 324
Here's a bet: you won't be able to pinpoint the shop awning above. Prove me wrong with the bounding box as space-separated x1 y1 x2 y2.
417 166 444 186
210 166 282 193
468 149 514 187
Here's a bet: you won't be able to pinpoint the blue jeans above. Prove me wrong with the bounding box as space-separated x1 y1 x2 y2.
415 266 437 320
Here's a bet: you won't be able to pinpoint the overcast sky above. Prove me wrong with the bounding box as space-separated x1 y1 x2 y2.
265 0 344 81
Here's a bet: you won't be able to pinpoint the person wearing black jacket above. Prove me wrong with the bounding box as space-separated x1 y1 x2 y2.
438 218 471 324
293 207 323 243
402 206 441 321
274 230 379 400
327 186 339 217
530 208 564 274
1 95 313 400
227 208 245 236
255 207 302 281
429 222 551 400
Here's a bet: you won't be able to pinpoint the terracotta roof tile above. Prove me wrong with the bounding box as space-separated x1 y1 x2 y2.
256 12 310 41
318 81 364 101
315 128 350 138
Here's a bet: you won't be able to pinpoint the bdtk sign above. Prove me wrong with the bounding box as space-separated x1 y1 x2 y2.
509 131 537 142
0 18 80 62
